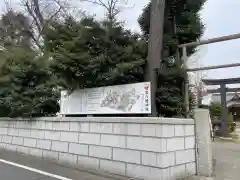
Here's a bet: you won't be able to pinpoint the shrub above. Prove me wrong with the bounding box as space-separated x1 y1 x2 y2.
228 113 235 133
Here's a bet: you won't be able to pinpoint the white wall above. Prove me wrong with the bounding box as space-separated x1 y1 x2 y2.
194 109 213 177
0 117 196 180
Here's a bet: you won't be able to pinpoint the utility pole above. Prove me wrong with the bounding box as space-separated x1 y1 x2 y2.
145 0 165 117
182 47 189 117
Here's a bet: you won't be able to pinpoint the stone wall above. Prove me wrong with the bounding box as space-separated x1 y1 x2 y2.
0 117 196 180
194 109 213 177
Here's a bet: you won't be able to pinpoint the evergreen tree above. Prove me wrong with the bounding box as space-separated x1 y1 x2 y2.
0 11 59 118
0 47 59 117
0 11 32 49
138 0 205 117
209 102 221 120
44 17 146 91
138 0 205 55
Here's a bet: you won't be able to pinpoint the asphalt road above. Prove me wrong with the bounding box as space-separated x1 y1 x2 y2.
3 141 239 180
0 149 125 180
0 161 57 180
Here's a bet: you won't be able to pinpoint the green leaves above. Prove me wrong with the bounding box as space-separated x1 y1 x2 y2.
0 2 205 118
209 103 221 120
0 47 59 118
0 11 32 49
138 0 204 117
45 17 146 91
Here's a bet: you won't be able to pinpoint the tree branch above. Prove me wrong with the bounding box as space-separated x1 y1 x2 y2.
81 0 126 21
33 0 44 25
20 0 72 52
82 0 109 9
24 1 42 34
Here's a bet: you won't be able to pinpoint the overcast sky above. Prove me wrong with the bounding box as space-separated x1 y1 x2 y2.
1 0 240 81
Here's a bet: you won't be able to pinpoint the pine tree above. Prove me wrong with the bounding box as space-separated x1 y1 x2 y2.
138 0 205 55
0 11 59 118
0 11 32 49
0 47 59 117
44 17 146 91
138 0 205 117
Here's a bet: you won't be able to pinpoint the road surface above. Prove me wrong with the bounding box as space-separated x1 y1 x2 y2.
213 141 240 180
4 142 240 180
0 161 58 180
0 149 124 180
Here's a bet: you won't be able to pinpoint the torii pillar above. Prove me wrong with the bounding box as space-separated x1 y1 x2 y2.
203 78 240 137
219 84 228 137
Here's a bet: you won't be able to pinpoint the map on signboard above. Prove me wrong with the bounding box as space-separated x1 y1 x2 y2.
60 82 151 115
100 88 140 112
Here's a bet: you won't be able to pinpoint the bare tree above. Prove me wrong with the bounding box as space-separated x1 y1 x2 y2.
81 0 129 22
188 46 208 106
3 0 12 11
192 68 207 106
18 0 73 51
4 0 128 51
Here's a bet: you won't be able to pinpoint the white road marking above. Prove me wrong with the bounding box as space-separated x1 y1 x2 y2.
0 158 73 180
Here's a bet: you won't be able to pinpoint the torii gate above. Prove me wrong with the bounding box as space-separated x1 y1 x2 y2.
179 33 240 137
202 78 240 137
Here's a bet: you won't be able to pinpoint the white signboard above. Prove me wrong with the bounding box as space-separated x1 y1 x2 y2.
60 82 151 115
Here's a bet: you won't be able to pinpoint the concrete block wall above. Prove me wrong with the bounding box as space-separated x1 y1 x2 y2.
0 117 196 180
194 109 213 177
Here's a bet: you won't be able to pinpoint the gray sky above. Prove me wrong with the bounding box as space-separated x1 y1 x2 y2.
200 0 240 80
1 0 240 81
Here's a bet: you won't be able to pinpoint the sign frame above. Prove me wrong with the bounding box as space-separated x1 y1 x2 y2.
60 82 151 115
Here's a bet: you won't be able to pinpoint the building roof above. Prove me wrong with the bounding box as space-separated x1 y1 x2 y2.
210 92 240 106
228 93 240 102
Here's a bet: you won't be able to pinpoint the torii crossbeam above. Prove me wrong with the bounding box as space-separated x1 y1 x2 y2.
202 77 240 136
179 33 240 137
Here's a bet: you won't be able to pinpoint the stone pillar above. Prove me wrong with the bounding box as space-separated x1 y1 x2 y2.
194 109 213 177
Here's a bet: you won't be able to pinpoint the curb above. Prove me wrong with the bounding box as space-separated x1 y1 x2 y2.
180 176 214 180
